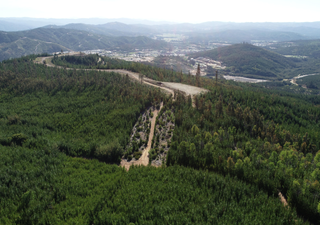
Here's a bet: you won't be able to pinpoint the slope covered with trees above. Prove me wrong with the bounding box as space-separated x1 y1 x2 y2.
189 43 297 79
166 84 320 223
0 55 166 163
267 39 320 58
1 147 304 224
1 54 319 224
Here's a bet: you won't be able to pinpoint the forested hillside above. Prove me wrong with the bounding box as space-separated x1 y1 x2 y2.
267 39 320 58
1 54 320 224
52 55 320 223
167 85 320 223
0 28 169 61
189 43 297 79
52 54 201 85
0 55 166 163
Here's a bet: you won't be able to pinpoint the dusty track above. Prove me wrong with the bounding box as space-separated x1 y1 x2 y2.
120 103 163 170
36 56 207 97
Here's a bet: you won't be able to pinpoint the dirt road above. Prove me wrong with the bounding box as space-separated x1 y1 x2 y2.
289 73 319 88
36 56 207 97
35 56 208 170
120 103 163 170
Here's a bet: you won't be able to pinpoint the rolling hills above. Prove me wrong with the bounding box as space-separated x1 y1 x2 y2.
45 22 157 37
265 39 320 58
0 27 169 61
189 43 297 79
187 29 307 44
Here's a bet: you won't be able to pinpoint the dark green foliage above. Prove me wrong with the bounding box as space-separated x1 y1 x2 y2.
88 165 305 224
52 54 201 85
0 54 317 224
167 85 320 223
296 75 320 90
0 145 66 224
133 151 142 160
0 55 166 162
1 150 305 224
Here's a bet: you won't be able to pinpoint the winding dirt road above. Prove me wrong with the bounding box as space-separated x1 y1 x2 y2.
35 55 207 170
36 55 207 97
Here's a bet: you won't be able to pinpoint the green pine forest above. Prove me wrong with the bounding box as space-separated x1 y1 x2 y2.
1 54 320 224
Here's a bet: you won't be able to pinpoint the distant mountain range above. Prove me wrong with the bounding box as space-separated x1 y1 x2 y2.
0 18 177 31
187 29 307 43
1 18 320 40
44 22 157 37
0 27 169 61
0 20 34 32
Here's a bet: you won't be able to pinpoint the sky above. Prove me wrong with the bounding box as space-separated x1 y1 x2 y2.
1 0 320 23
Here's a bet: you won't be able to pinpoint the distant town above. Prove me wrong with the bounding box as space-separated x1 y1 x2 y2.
54 40 230 76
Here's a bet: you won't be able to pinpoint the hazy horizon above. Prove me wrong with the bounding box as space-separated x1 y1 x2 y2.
1 0 320 24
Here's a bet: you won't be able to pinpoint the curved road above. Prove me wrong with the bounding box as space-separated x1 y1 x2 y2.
37 56 208 97
36 55 208 170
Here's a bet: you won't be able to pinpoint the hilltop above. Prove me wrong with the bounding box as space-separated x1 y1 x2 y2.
189 43 297 79
0 27 169 61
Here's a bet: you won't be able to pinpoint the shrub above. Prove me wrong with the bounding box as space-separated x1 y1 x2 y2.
133 151 142 160
94 139 123 163
9 133 28 146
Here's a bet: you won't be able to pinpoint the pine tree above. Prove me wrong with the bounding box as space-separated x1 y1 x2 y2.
196 64 200 87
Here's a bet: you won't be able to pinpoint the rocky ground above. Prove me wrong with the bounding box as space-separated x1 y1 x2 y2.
123 105 155 161
149 105 175 166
